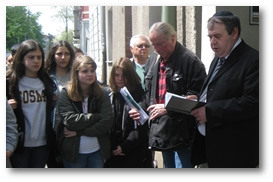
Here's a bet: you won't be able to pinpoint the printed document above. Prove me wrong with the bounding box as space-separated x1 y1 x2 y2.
120 87 149 125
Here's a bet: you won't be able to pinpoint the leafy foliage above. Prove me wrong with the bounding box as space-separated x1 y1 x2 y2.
6 6 44 50
53 29 74 45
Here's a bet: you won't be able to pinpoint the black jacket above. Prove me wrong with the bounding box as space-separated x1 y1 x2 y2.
57 88 113 163
6 74 56 154
105 85 152 167
192 40 259 167
145 42 207 151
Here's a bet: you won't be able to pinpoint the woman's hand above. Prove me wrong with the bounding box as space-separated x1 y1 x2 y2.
112 146 125 156
8 99 17 109
129 108 140 119
64 127 76 137
6 150 12 161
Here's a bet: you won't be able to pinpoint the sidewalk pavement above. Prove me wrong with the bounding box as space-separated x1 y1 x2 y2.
154 151 164 168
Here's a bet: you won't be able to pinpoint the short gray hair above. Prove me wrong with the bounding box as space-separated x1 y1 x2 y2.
130 34 151 47
149 22 177 40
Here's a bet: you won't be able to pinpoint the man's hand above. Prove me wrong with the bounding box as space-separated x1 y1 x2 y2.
147 104 167 121
191 106 207 124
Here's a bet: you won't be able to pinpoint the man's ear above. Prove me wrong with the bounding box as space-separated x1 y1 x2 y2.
232 27 239 39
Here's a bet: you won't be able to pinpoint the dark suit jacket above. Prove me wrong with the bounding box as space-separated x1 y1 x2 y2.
192 40 259 167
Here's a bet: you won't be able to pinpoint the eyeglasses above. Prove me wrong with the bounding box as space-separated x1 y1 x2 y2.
136 44 150 49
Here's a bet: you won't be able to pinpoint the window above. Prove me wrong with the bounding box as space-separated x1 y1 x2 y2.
89 6 102 62
250 6 259 25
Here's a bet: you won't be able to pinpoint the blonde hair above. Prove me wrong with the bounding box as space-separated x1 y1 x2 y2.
109 57 141 93
66 55 102 101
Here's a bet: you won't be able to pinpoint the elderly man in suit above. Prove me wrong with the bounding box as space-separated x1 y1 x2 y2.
190 11 259 168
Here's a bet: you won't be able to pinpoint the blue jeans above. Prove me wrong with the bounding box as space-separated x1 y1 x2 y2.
162 143 193 168
10 145 49 168
63 150 104 168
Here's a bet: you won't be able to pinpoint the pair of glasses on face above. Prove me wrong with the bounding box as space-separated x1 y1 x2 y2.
136 44 150 49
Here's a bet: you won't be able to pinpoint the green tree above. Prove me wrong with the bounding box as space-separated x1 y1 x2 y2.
52 6 74 42
53 29 74 45
6 6 44 50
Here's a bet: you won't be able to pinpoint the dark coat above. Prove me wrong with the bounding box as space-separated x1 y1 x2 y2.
57 88 113 163
105 84 152 168
145 42 207 151
192 40 259 167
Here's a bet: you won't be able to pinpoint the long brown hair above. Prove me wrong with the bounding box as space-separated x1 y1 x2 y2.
7 40 47 98
109 57 141 93
44 40 75 74
66 55 102 102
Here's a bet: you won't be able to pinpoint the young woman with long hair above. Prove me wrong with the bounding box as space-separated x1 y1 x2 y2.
57 55 113 168
6 39 56 168
105 57 152 168
44 40 75 167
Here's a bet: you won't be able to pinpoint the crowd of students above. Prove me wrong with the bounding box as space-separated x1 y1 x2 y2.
6 11 259 168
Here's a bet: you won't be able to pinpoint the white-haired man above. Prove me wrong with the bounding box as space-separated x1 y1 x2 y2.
130 35 151 90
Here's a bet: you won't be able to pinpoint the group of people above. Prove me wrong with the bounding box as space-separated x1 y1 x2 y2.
6 10 259 168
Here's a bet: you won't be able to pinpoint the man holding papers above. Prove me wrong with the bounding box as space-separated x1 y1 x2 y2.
190 11 259 168
130 22 206 168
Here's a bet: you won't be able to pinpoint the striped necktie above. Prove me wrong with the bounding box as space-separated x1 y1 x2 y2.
199 57 226 102
198 57 226 136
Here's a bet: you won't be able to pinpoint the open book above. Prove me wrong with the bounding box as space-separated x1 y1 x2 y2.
120 87 149 125
164 92 206 115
